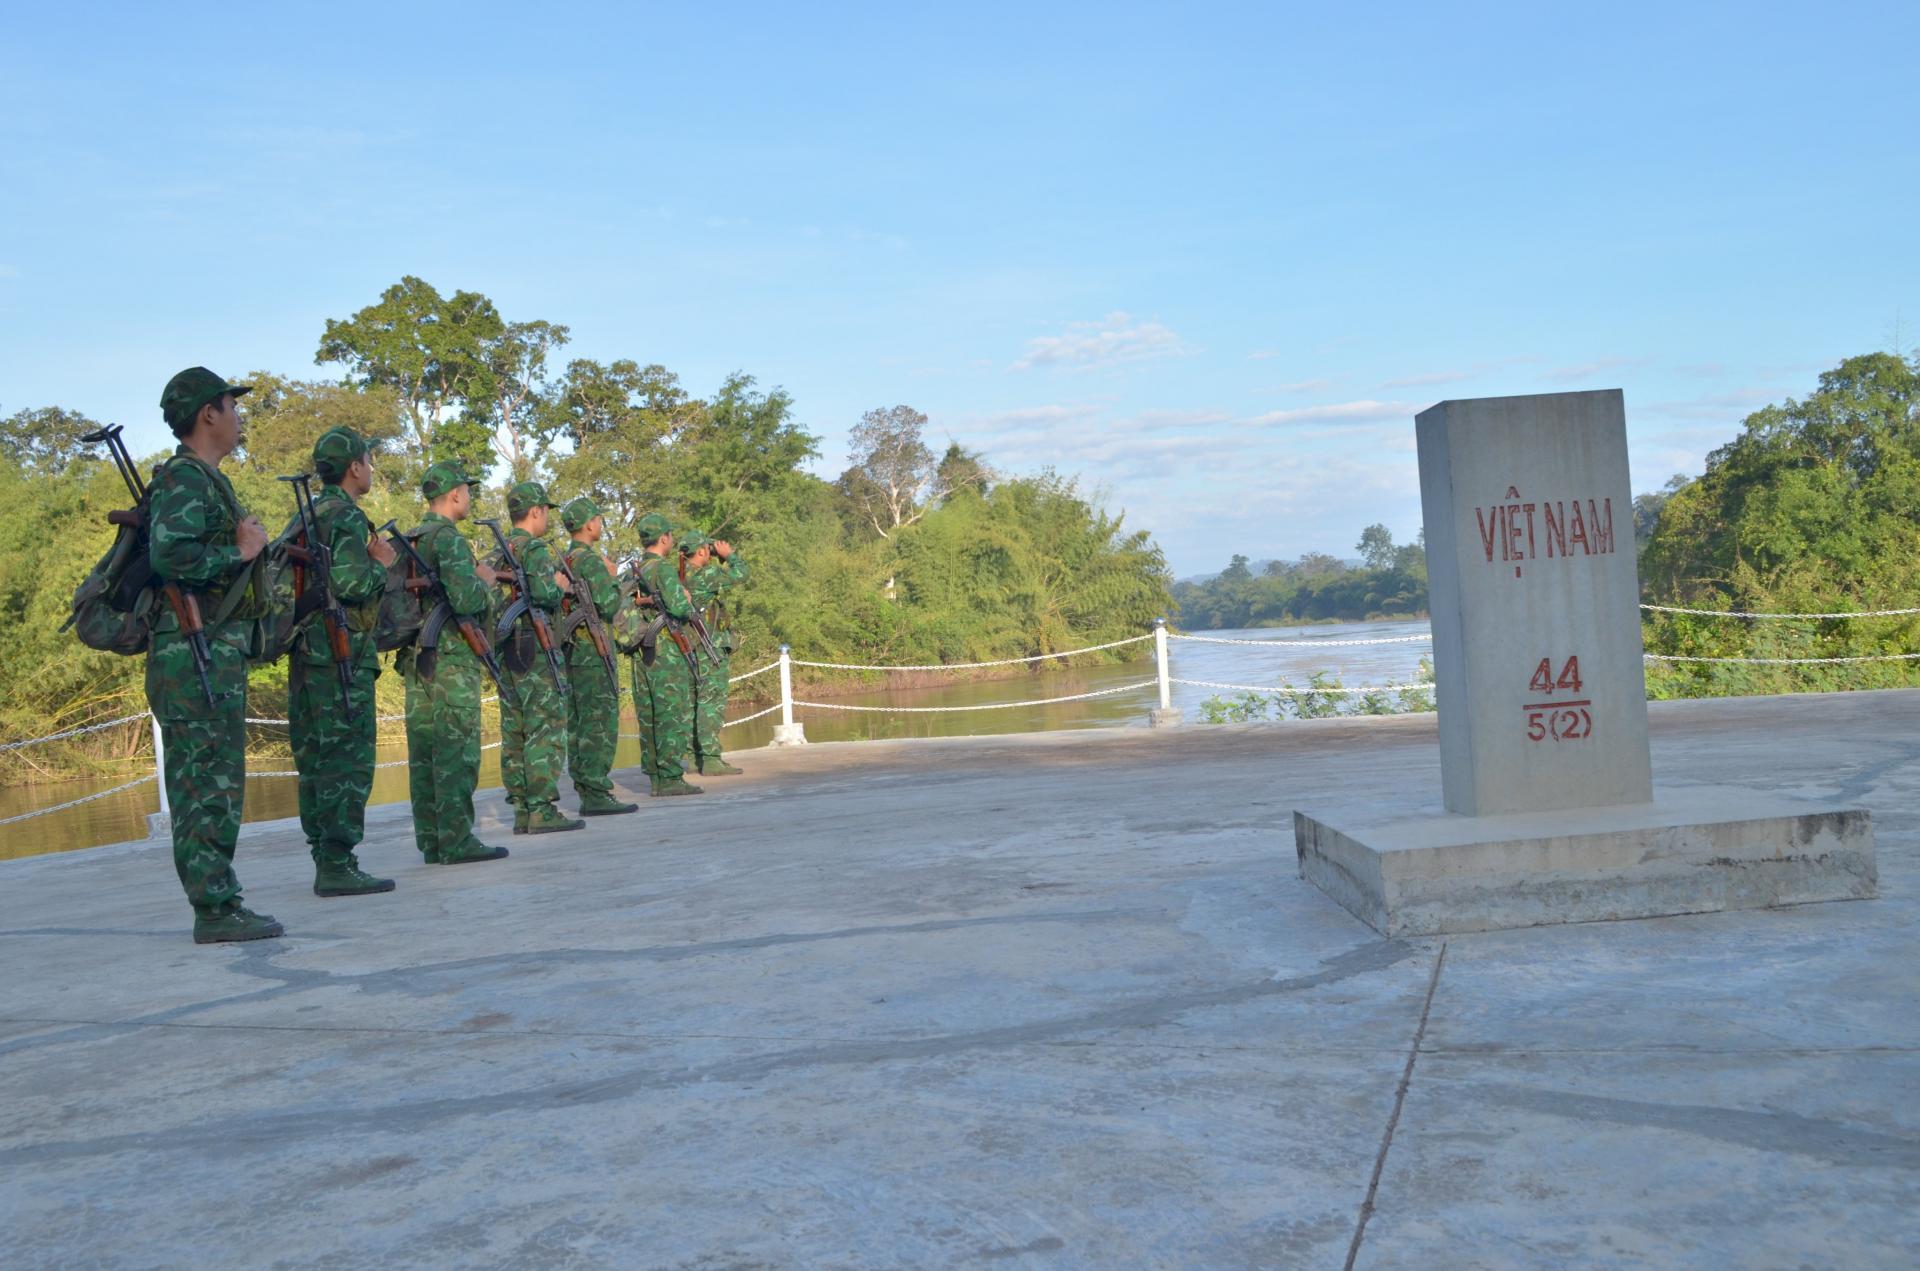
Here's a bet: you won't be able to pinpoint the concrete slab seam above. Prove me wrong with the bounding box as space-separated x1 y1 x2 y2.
1345 941 1448 1271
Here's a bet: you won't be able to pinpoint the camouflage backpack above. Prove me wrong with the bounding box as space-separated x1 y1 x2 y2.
373 526 430 653
67 455 252 656
67 512 161 656
252 512 312 663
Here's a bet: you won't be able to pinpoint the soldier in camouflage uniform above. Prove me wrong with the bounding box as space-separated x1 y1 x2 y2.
291 427 398 896
629 513 703 796
559 496 638 816
399 462 510 865
148 368 278 944
495 481 582 835
684 531 748 776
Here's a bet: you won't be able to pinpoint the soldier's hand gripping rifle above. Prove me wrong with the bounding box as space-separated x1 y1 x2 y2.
376 519 516 703
76 424 218 706
556 553 621 689
278 473 356 715
476 517 569 695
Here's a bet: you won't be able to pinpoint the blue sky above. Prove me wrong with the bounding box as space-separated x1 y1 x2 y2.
3 2 1915 575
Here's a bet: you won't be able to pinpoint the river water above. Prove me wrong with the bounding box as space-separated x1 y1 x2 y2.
0 620 1430 860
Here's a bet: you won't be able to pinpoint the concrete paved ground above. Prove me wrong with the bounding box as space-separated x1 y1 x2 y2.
1 690 1915 1269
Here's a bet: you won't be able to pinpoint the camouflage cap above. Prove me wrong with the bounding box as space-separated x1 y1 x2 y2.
636 512 673 545
561 495 602 532
312 426 369 481
506 480 559 519
420 460 478 500
160 367 251 429
677 529 712 554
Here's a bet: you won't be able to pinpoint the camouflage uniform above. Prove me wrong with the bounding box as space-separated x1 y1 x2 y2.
289 427 392 895
399 463 507 865
559 496 637 815
687 542 749 775
146 368 276 943
629 514 702 794
493 483 579 835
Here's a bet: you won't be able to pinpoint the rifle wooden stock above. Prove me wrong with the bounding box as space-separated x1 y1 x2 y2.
164 585 203 633
455 617 492 661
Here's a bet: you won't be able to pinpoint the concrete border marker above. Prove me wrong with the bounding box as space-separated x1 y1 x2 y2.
1294 390 1876 935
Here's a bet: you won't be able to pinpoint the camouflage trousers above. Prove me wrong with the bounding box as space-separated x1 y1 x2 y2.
695 647 731 761
403 654 482 859
289 654 379 867
500 658 568 815
157 706 248 915
148 624 250 915
630 640 698 781
566 640 622 800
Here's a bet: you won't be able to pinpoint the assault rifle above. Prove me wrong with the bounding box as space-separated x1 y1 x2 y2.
278 473 356 714
557 551 621 688
477 518 569 694
76 424 218 706
675 554 724 665
376 519 516 703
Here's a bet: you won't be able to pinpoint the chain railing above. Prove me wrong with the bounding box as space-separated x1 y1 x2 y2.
8 602 1920 826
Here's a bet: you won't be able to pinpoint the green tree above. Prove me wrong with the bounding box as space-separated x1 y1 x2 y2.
479 319 571 481
1640 351 1920 697
232 373 410 482
1357 523 1396 571
840 404 940 539
548 358 691 535
0 406 101 475
676 373 819 539
315 275 504 464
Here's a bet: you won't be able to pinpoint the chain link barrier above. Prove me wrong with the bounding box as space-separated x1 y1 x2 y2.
1168 633 1430 648
1642 603 1920 619
790 634 1153 672
1645 651 1920 666
792 679 1159 713
728 660 781 684
0 712 151 753
0 774 158 827
13 610 1920 826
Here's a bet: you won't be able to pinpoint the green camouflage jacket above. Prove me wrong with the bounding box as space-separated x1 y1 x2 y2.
409 512 491 669
563 541 622 635
504 526 565 612
145 446 266 716
294 483 385 666
688 554 748 650
635 551 695 621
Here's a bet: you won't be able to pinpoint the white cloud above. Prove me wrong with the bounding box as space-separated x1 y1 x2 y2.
1543 357 1643 383
1383 369 1470 388
1640 387 1781 421
977 403 1102 432
1245 399 1421 428
1013 311 1188 370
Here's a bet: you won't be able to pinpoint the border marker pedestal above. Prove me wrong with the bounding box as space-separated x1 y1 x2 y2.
1293 390 1875 935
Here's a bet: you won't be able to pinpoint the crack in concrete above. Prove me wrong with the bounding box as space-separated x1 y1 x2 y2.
1345 942 1447 1270
0 907 1161 1061
1478 1085 1920 1170
0 940 1420 1166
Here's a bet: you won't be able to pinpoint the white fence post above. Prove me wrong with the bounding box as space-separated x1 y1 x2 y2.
1149 618 1182 728
148 715 172 840
771 644 807 746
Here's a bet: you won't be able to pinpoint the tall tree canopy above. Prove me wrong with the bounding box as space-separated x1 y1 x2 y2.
1637 352 1920 695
